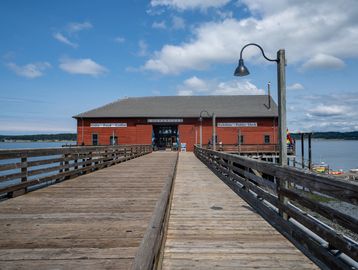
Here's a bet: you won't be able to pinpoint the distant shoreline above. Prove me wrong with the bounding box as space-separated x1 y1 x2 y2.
0 140 76 143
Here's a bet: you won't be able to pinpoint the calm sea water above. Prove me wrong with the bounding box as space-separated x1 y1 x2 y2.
0 141 75 149
294 139 358 171
0 140 357 171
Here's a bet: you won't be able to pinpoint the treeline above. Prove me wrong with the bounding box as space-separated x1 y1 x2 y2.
0 133 77 142
291 131 358 140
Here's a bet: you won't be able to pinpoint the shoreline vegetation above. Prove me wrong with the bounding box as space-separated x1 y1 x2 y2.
0 131 357 142
291 131 358 140
0 133 77 142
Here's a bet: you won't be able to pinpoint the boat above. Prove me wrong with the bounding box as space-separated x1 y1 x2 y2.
349 168 358 173
329 169 344 175
312 162 329 173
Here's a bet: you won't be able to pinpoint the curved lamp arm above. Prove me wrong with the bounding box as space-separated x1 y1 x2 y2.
199 110 212 119
240 43 278 62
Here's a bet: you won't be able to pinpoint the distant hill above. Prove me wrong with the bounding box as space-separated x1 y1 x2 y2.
0 133 77 142
291 131 358 140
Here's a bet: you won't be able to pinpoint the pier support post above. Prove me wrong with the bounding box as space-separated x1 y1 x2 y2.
308 133 312 170
301 133 305 169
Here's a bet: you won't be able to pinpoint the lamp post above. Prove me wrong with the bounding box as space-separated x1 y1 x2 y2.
199 110 216 151
234 43 287 166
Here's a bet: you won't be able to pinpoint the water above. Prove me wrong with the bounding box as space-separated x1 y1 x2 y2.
0 140 357 171
0 141 76 192
294 139 358 171
0 141 75 149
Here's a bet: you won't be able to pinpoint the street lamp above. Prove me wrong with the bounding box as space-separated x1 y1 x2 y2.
199 110 216 151
234 43 287 166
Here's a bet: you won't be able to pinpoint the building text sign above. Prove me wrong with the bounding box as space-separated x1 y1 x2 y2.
147 118 183 123
90 123 127 128
217 122 257 127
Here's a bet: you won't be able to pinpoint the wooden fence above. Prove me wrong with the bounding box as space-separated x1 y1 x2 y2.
0 145 152 199
195 146 357 270
203 143 295 155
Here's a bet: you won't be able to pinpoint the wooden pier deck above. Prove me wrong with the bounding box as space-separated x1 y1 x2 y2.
0 152 177 270
161 152 318 269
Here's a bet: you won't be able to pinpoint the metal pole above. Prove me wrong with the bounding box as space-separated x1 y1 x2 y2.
238 129 241 153
212 113 216 151
277 49 287 166
301 133 305 169
268 81 271 109
277 49 288 220
200 118 203 147
308 133 312 170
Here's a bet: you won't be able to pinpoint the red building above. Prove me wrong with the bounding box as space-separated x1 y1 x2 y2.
73 96 278 152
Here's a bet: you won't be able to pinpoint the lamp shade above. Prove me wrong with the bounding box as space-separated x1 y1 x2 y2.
234 59 249 76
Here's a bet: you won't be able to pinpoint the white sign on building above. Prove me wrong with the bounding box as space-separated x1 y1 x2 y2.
90 123 127 128
217 122 258 127
147 119 183 123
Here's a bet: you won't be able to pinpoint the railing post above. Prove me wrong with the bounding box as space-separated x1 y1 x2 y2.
64 153 70 179
74 155 78 170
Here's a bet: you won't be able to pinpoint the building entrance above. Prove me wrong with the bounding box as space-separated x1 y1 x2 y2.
153 125 178 150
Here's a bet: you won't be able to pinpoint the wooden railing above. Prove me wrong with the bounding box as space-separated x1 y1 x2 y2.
0 145 152 199
132 153 178 270
194 146 357 270
203 143 295 155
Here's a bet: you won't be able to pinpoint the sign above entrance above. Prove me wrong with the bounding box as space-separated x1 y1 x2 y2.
147 118 183 123
217 122 257 127
90 123 127 128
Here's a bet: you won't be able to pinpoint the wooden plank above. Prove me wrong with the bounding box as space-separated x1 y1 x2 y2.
161 152 318 270
195 148 354 269
132 153 178 270
0 152 177 270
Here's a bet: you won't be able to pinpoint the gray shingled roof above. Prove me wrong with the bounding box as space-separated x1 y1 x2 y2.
73 96 278 118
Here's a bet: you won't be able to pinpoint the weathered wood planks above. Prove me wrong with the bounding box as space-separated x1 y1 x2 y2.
195 146 358 268
0 152 177 270
161 152 318 269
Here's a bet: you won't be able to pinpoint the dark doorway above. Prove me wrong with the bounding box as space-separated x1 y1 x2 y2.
153 125 178 150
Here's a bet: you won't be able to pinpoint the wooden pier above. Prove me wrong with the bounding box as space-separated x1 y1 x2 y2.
0 145 357 269
0 151 177 269
161 153 317 269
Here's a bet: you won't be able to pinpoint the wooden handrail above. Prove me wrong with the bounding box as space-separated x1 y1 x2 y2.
131 153 178 270
0 144 152 199
194 145 357 270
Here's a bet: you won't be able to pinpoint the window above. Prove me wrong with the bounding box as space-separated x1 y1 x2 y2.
110 136 118 145
264 135 270 144
92 134 98 146
238 135 244 144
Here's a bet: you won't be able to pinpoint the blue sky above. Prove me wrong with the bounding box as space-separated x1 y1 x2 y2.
1 0 358 134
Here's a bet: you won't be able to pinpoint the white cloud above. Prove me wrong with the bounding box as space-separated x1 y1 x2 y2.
172 16 185 29
150 0 230 10
114 36 126 43
6 62 51 78
143 0 358 74
59 57 108 76
308 104 349 117
183 76 208 90
0 118 75 133
177 76 264 96
53 21 92 48
301 53 345 70
287 83 304 90
152 21 167 29
53 32 78 48
138 40 148 56
67 21 93 33
288 92 358 132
